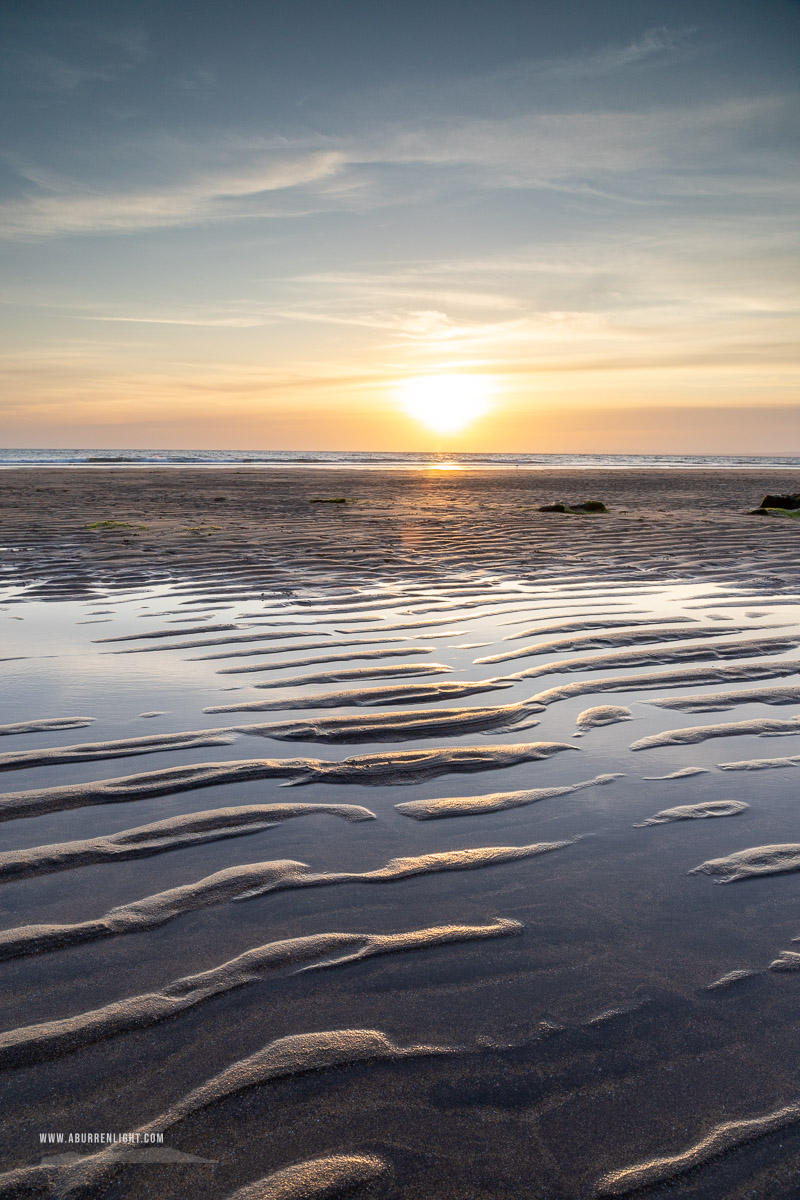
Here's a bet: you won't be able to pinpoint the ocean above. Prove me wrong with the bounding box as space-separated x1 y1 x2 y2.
1 448 799 469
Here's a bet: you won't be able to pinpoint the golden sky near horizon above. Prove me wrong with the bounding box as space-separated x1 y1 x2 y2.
1 0 798 453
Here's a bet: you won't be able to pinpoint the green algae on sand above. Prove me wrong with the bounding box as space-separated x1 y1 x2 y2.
86 520 149 530
749 492 800 517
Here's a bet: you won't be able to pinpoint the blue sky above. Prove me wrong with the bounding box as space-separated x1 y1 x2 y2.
1 0 798 451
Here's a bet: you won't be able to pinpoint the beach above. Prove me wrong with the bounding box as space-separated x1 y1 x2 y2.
2 465 800 1199
3 466 800 598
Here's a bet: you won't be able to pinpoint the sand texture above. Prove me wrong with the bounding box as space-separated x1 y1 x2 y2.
1 465 800 1199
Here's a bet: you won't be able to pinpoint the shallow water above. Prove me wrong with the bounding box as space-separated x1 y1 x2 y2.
2 574 800 1198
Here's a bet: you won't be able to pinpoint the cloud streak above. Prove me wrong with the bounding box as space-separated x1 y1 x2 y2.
0 150 345 238
0 91 793 239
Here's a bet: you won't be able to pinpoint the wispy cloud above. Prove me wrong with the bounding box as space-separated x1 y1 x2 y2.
554 26 691 76
6 25 147 93
380 96 788 184
0 71 793 239
0 150 345 237
82 314 269 328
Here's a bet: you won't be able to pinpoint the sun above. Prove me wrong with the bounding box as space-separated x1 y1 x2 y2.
398 374 493 434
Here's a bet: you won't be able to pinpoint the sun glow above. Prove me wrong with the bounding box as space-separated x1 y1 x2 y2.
398 374 493 434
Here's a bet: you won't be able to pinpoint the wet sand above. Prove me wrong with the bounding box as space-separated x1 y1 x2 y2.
1 466 800 1199
2 465 800 599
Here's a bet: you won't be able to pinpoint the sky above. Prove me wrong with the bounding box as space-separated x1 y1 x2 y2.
1 0 798 453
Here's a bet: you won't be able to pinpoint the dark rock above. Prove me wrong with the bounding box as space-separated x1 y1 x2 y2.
538 500 609 515
571 500 608 513
760 494 800 510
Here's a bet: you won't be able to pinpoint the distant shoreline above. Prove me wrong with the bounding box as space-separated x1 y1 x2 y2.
2 454 800 472
1 456 800 470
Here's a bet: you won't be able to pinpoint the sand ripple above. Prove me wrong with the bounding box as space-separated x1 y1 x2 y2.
502 635 800 682
643 767 710 779
397 773 621 820
0 1029 452 1197
95 622 245 641
0 730 238 772
0 844 557 960
217 646 435 674
227 1154 389 1200
691 844 800 883
283 742 578 787
0 717 95 736
707 968 762 990
529 660 800 707
630 715 800 751
633 800 747 827
651 684 800 712
107 629 325 652
574 706 632 736
478 623 754 664
596 1104 800 1195
192 634 410 660
204 678 514 713
0 919 519 1066
501 615 697 641
0 741 577 820
0 803 375 883
235 701 542 744
718 754 800 771
250 663 453 687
